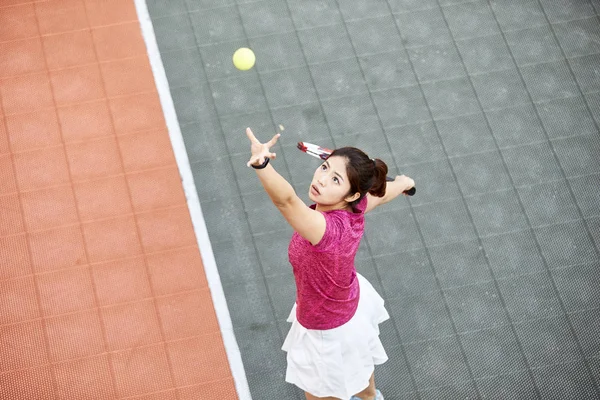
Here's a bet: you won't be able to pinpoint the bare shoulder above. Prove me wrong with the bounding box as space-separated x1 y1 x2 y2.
276 195 326 245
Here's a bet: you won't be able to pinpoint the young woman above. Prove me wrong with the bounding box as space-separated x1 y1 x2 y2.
245 128 415 400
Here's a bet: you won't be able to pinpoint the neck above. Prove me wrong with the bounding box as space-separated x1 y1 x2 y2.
315 202 352 213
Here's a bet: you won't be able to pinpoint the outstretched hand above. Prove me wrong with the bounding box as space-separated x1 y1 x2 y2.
246 127 280 167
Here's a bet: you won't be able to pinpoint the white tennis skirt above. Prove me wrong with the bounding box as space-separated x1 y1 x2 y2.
282 273 390 399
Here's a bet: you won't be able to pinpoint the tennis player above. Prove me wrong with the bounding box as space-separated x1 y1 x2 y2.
246 128 415 400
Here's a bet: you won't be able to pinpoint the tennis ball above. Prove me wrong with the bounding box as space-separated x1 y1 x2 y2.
232 47 256 71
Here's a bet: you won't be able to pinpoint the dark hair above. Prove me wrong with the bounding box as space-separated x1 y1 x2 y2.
328 147 388 208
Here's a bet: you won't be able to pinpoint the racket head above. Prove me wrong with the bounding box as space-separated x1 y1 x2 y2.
297 142 332 160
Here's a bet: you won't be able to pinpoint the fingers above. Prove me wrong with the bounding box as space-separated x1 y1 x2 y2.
266 133 281 147
246 127 259 144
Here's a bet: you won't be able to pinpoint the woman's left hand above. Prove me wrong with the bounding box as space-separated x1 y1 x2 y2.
246 127 280 167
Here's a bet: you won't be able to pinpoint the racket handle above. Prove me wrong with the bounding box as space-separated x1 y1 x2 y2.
385 176 416 196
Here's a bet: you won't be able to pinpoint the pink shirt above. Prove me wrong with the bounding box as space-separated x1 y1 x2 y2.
287 196 367 330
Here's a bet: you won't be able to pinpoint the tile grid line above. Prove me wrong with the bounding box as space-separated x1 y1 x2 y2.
181 0 291 366
135 1 252 399
437 0 597 395
331 1 440 397
0 74 64 397
30 5 119 397
78 3 189 397
388 0 546 395
446 0 600 394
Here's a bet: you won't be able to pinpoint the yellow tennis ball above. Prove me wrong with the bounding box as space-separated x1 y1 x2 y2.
232 47 256 71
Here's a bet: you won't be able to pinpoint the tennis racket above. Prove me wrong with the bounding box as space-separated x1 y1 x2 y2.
297 142 416 196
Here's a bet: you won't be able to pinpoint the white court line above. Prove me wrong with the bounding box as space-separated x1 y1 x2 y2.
133 1 252 398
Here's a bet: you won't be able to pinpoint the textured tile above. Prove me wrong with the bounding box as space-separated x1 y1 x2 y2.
460 325 527 378
373 345 417 395
534 219 598 269
222 278 275 327
485 104 546 148
455 34 514 74
520 60 580 102
190 6 245 46
152 14 196 53
91 257 152 306
249 32 306 73
386 122 445 165
146 0 187 17
364 207 424 254
515 314 582 368
553 134 600 177
253 228 296 277
394 8 453 48
553 262 600 313
501 141 563 186
400 159 462 206
260 67 318 108
429 239 491 289
358 51 416 91
37 266 96 316
538 0 596 23
444 281 508 332
570 308 600 356
533 360 598 399
46 310 105 362
235 322 286 375
388 0 438 13
286 0 342 29
404 336 471 390
211 75 269 116
171 84 216 124
414 198 477 247
73 176 131 221
408 43 465 83
387 291 454 343
0 319 48 370
450 150 512 196
296 24 355 64
421 77 480 120
466 189 529 237
470 68 530 111
346 15 404 56
505 25 564 66
442 0 500 40
481 230 544 279
418 382 479 400
212 236 263 284
435 113 496 157
265 273 297 321
569 173 600 218
155 48 205 89
321 94 381 135
518 180 580 228
337 0 390 20
497 271 563 322
156 289 219 340
309 58 368 100
374 248 437 298
570 54 600 94
489 0 547 32
181 118 227 164
238 0 295 38
53 354 115 400
536 96 598 139
111 343 173 398
101 299 162 350
476 369 539 399
372 86 430 128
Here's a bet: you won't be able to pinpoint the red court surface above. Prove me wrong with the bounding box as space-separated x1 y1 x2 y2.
0 1 238 398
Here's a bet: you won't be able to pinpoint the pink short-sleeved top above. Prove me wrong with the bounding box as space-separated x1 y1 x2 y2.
287 196 368 330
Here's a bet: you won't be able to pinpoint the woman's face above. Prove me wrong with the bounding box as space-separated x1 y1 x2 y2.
308 156 357 208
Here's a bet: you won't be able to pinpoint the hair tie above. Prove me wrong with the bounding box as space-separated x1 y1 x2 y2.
372 158 376 168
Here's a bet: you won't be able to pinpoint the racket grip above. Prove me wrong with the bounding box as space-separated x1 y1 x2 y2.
385 176 416 196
